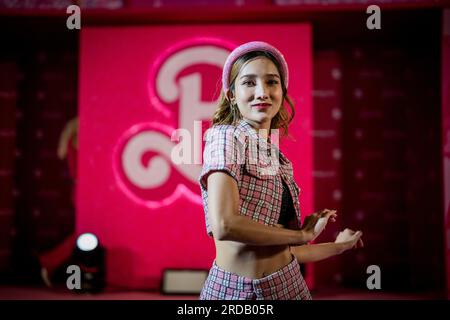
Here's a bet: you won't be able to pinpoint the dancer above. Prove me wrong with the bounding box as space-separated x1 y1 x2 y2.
199 41 363 300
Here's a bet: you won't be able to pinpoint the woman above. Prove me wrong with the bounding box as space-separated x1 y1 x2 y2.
199 41 363 300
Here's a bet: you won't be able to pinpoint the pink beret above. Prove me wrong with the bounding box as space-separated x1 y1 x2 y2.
222 41 289 92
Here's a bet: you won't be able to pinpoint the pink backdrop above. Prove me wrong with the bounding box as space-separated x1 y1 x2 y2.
78 24 312 289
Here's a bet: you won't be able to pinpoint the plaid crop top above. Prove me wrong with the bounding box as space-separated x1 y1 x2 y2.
199 119 303 237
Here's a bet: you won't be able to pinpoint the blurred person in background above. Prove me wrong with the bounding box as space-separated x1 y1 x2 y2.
38 117 78 287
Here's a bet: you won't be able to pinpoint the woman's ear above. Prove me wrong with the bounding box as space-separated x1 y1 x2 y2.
225 89 235 103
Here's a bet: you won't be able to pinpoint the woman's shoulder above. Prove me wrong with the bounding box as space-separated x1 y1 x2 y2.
204 124 247 145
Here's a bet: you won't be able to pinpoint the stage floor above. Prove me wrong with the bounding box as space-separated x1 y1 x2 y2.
0 285 444 300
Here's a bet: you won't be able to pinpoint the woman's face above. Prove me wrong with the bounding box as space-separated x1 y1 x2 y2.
232 57 283 129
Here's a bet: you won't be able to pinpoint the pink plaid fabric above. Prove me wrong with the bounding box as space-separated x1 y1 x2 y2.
199 255 312 300
199 119 303 236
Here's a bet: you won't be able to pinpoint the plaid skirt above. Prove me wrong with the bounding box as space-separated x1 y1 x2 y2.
199 255 312 300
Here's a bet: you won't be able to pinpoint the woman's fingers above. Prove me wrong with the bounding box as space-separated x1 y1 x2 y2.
324 212 338 222
319 209 337 218
352 232 363 248
314 210 338 225
329 213 337 222
357 238 364 248
353 231 362 240
335 227 364 250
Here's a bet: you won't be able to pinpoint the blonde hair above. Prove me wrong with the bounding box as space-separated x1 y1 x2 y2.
212 51 295 137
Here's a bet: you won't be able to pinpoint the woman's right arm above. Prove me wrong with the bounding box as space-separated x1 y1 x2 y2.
207 171 312 246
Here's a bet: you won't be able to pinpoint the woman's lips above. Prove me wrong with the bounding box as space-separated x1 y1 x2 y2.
252 103 271 110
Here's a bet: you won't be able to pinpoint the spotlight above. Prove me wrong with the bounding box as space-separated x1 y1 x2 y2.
73 233 106 293
76 233 99 251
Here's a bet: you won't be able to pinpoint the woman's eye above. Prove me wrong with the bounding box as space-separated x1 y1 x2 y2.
268 80 279 85
243 81 255 86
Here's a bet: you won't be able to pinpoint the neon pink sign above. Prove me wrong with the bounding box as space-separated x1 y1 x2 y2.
113 38 235 208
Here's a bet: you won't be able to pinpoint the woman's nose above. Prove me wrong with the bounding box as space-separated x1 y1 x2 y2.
255 83 269 100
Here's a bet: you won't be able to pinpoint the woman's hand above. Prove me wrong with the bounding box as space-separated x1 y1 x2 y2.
334 228 364 253
300 209 337 242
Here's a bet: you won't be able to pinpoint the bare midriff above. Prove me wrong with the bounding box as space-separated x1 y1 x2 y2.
214 239 293 279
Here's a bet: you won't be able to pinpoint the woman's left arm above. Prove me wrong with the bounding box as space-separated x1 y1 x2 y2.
291 228 364 263
290 242 344 264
